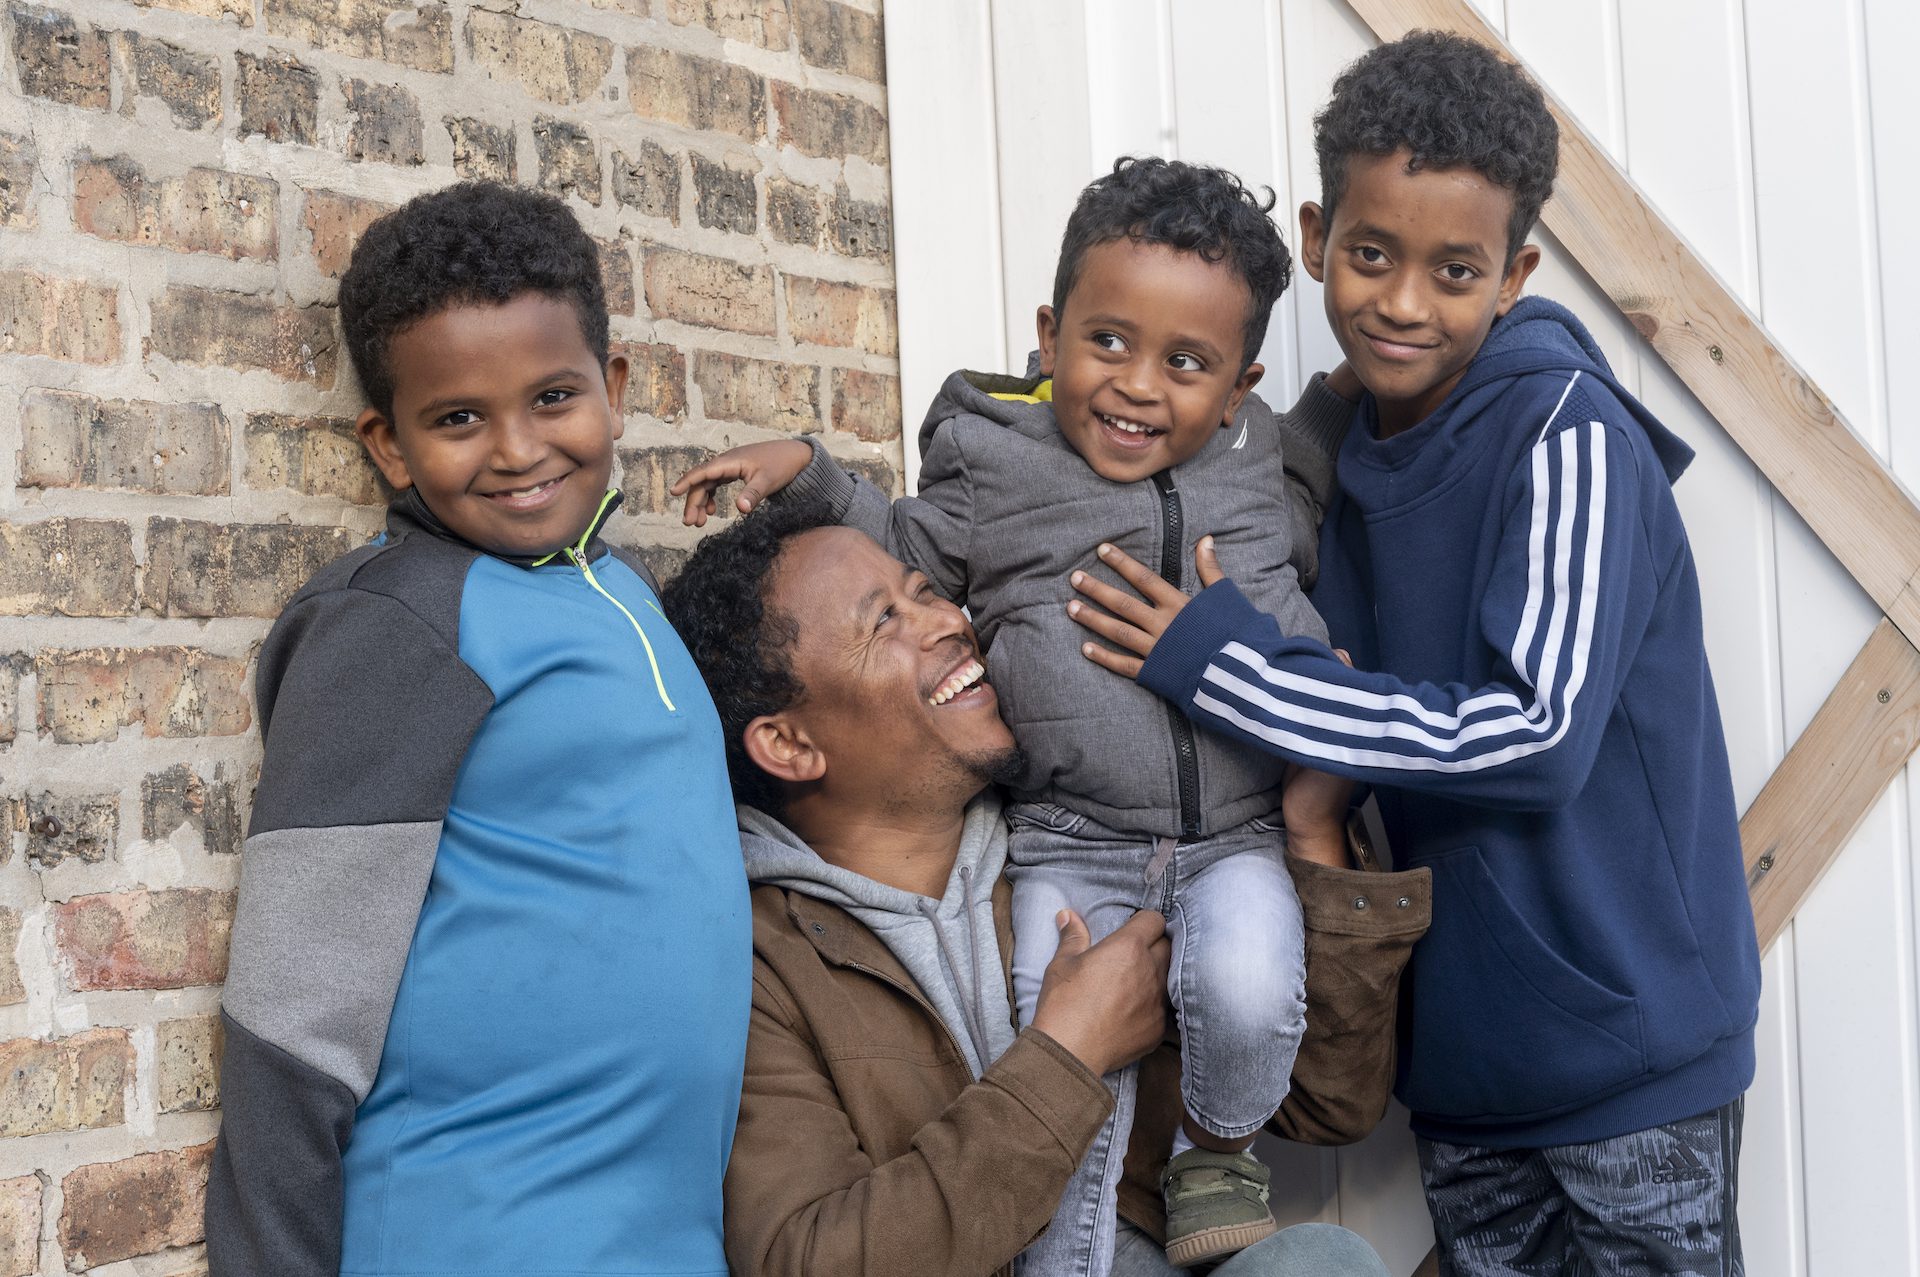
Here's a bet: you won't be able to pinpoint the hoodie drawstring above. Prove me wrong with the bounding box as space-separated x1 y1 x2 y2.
920 868 992 1077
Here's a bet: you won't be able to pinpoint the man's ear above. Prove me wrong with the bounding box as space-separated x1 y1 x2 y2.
1036 305 1059 377
357 406 413 491
1298 202 1329 284
743 713 825 787
602 353 630 442
1223 361 1264 427
1494 243 1542 317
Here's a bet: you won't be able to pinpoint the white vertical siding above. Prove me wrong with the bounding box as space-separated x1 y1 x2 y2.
882 2 1920 1271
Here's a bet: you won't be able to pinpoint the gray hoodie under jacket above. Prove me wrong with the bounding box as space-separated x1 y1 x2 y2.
738 796 1017 1078
787 368 1352 840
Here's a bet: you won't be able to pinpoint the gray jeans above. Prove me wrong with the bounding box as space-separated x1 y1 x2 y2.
1111 1219 1392 1276
1008 804 1308 1277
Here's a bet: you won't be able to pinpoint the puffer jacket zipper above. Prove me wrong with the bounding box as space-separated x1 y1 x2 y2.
1152 472 1202 837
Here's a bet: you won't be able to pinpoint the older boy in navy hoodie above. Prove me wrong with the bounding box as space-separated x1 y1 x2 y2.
1067 32 1761 1275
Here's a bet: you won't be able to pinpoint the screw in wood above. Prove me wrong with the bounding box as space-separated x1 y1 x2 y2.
1708 344 1724 362
1879 689 1892 704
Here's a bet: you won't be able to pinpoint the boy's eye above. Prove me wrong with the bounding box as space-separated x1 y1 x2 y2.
1167 352 1204 373
437 409 479 428
1440 263 1478 284
1354 246 1388 266
535 388 575 407
1091 331 1127 353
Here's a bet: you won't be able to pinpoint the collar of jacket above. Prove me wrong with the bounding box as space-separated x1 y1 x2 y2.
386 486 626 569
783 875 1017 1002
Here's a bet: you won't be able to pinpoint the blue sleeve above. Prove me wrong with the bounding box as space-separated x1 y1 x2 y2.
1139 419 1651 810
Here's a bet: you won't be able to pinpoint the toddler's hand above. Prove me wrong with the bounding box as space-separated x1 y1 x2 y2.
670 439 813 526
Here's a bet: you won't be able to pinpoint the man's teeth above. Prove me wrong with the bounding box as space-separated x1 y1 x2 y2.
1102 414 1159 436
928 660 986 706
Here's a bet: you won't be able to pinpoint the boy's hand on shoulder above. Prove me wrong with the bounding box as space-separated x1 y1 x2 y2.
670 439 813 526
1068 537 1227 678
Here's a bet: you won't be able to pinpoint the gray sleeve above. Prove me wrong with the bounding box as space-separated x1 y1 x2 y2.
208 587 492 1277
783 431 975 604
1272 375 1358 591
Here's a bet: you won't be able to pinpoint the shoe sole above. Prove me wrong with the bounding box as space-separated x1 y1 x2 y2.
1165 1218 1280 1268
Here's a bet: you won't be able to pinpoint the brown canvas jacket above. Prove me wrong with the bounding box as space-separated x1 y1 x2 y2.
722 843 1431 1277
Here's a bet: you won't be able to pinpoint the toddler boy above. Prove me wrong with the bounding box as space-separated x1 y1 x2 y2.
205 183 750 1277
675 157 1359 1275
1069 33 1761 1276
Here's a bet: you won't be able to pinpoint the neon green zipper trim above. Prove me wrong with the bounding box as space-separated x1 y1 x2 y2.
555 490 676 712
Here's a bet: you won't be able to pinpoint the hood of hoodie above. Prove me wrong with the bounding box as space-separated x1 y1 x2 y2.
738 794 1016 1078
916 358 1058 463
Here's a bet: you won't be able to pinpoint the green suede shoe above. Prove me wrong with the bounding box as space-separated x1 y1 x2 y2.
1161 1148 1280 1268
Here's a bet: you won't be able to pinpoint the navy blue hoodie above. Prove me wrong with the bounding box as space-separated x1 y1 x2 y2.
1140 298 1761 1146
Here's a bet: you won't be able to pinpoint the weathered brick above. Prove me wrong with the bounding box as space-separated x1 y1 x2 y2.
773 80 887 163
131 0 252 23
794 0 884 81
35 648 251 744
827 188 892 262
157 1016 223 1113
148 285 337 385
665 0 791 49
0 1175 35 1277
0 133 35 228
446 115 515 182
0 1029 132 1138
10 3 110 110
0 654 21 745
123 33 222 128
0 520 135 618
833 367 902 443
0 911 23 1007
142 762 249 857
644 248 775 334
466 9 613 105
532 115 600 205
766 176 819 248
693 350 819 431
265 0 452 73
0 270 120 364
58 1142 214 1269
627 44 765 142
785 276 895 355
624 541 692 585
9 791 120 868
614 340 687 422
618 445 718 517
141 519 358 619
303 189 391 277
236 50 318 146
73 156 277 261
20 389 230 496
345 79 425 166
598 236 634 315
54 890 233 992
611 140 679 223
691 152 755 234
244 412 386 502
847 453 900 498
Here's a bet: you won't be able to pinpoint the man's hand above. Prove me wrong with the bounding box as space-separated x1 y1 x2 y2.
1067 539 1228 679
1030 908 1170 1078
670 439 813 526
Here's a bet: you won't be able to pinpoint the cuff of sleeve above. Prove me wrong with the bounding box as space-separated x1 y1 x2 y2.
990 1030 1115 1160
1279 373 1358 507
782 437 858 520
1288 855 1432 939
1138 579 1267 705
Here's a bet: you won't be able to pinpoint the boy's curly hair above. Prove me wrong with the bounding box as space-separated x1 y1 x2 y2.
1314 30 1559 261
661 496 836 815
1052 156 1291 371
338 181 610 418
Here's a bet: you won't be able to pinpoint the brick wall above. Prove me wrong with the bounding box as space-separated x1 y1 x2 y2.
0 1 899 1271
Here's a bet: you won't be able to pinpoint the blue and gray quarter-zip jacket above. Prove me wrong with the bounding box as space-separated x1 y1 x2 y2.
1138 298 1762 1148
207 489 750 1277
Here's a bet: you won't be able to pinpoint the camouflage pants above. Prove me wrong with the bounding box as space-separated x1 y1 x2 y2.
1419 1098 1743 1276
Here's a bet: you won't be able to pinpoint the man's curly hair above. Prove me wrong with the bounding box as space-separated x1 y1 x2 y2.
661 497 836 815
1314 30 1559 261
338 181 610 418
1052 156 1291 371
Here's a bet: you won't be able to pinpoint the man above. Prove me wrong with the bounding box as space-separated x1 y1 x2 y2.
663 499 1431 1277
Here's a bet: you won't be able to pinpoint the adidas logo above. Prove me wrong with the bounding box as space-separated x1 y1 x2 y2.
1650 1146 1713 1185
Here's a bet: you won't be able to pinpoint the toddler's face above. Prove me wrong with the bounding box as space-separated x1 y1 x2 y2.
1038 239 1261 484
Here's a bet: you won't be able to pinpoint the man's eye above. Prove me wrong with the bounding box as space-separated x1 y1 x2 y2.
1167 352 1203 373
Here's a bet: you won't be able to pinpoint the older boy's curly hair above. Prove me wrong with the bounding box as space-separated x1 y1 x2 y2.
339 181 610 418
1052 156 1291 372
661 496 836 816
1314 30 1559 261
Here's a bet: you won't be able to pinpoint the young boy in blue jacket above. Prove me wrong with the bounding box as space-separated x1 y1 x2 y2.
204 183 750 1277
1068 32 1762 1276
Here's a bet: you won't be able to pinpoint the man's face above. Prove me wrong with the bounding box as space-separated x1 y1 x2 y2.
1300 149 1540 437
1038 238 1263 483
770 528 1018 807
359 293 628 557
